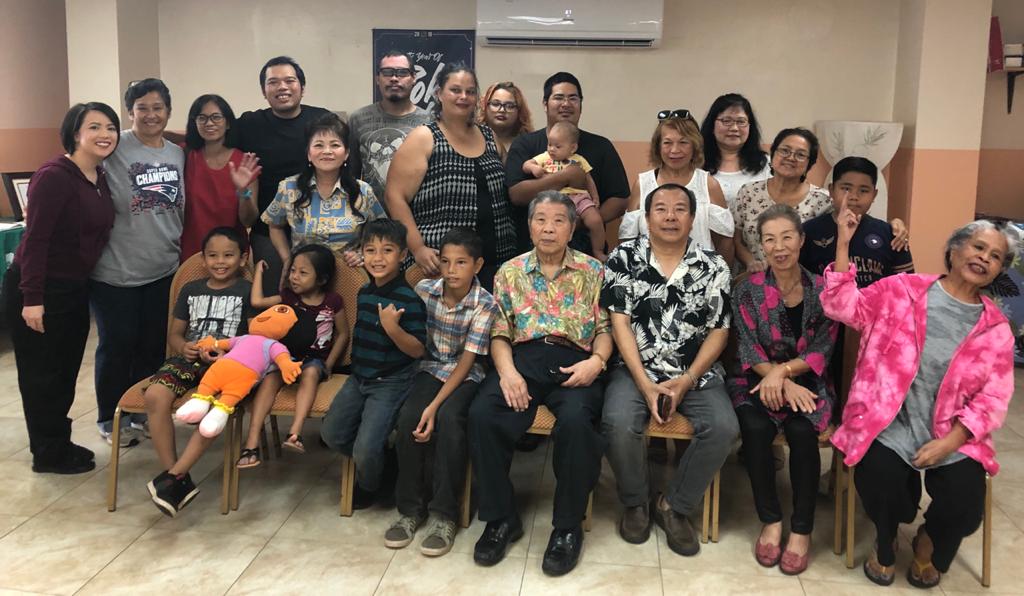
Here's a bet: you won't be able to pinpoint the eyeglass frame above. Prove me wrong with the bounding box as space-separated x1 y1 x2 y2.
774 147 811 162
194 113 225 125
715 116 750 129
487 100 519 112
378 67 413 78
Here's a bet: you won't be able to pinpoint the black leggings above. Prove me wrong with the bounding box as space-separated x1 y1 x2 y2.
854 440 985 571
736 404 820 534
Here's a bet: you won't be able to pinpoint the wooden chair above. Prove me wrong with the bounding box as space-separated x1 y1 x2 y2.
106 252 250 515
834 462 993 587
647 415 722 543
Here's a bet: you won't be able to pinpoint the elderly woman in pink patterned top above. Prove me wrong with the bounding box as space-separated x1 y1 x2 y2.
821 212 1019 589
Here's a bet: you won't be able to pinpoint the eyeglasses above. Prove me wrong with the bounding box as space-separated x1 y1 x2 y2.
378 67 412 78
487 100 518 112
716 117 749 128
775 148 810 162
657 109 695 122
195 113 225 125
549 94 581 105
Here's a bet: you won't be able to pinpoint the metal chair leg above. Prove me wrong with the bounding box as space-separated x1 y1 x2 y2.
220 411 232 515
106 407 124 512
230 412 241 511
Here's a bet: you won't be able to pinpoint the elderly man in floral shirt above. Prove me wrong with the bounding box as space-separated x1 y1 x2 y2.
601 182 737 557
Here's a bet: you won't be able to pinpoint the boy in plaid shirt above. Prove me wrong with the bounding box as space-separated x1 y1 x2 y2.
385 227 498 557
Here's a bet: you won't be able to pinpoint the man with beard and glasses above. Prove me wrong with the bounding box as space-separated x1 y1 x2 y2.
348 50 432 203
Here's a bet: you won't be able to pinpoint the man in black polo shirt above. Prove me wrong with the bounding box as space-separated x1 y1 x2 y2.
505 72 630 255
236 56 330 293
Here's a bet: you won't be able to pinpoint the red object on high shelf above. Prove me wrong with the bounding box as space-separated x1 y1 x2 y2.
990 16 1004 73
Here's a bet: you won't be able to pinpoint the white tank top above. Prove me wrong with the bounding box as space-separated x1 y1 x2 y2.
618 168 734 251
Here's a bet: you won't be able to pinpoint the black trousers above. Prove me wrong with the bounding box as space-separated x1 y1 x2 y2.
3 265 90 464
89 275 171 424
736 404 820 534
855 440 986 571
468 341 606 529
395 371 478 521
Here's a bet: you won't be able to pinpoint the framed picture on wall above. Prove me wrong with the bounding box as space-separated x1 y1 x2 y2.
2 172 33 221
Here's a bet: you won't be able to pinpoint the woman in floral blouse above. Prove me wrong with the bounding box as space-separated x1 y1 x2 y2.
261 112 385 272
728 203 838 575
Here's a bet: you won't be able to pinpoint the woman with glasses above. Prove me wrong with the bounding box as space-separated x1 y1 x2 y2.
618 112 734 262
180 94 260 261
477 81 532 164
386 63 517 290
731 128 831 273
699 93 772 210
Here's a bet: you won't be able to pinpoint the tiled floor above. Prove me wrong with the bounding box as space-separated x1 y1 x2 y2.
1 327 1022 595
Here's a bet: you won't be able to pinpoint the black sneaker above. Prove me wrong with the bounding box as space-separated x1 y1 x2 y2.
352 484 377 510
147 471 199 517
32 446 95 475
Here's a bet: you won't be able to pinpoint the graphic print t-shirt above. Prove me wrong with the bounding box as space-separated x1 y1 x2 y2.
173 278 254 342
347 103 432 202
280 287 344 361
93 130 185 286
800 212 914 288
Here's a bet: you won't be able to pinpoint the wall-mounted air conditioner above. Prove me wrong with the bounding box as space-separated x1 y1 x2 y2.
477 0 663 49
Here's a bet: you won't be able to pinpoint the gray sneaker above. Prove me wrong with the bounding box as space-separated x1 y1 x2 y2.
98 421 139 448
420 517 457 557
384 514 425 549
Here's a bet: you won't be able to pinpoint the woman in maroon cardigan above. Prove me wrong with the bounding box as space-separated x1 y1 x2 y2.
2 102 120 474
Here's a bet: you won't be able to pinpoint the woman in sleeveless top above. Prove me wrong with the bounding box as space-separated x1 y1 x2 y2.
386 64 516 290
618 115 734 262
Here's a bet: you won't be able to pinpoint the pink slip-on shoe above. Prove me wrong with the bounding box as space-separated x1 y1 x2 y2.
755 539 782 567
780 548 810 575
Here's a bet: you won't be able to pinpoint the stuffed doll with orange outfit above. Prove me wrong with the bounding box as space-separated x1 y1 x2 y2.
175 304 303 437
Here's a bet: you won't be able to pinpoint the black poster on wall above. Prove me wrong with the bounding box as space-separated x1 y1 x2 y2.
371 29 475 114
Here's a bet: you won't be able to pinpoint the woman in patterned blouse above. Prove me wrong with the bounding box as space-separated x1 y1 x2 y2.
385 63 517 290
728 204 838 575
260 112 385 271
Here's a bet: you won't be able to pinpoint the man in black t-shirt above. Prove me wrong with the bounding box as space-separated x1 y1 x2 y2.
505 72 629 254
800 156 914 287
235 56 330 293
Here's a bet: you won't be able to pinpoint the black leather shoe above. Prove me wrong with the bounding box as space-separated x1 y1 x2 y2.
619 503 652 544
32 447 95 475
542 526 584 576
473 516 524 566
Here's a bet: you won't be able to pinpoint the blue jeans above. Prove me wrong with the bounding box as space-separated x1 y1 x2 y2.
320 365 414 492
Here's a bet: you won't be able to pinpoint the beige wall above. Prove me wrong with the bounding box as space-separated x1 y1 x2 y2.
0 0 68 217
66 0 121 116
157 0 900 141
977 0 1024 219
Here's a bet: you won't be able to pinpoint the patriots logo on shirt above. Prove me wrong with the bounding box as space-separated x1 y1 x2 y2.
813 235 835 248
141 183 180 203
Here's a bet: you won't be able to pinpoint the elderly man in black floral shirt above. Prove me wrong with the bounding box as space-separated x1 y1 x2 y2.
600 182 737 557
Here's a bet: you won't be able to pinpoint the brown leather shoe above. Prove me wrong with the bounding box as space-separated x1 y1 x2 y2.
652 494 699 556
618 503 652 544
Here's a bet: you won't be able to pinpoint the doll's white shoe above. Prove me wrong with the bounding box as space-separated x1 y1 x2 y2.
175 396 212 423
199 408 230 438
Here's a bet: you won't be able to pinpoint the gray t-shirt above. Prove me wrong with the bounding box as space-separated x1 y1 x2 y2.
347 103 432 201
92 130 185 286
877 281 982 469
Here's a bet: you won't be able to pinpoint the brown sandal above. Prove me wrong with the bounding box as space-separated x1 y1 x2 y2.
282 434 306 454
907 528 941 589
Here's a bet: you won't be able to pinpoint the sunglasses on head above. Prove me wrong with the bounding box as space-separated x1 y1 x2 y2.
657 109 694 121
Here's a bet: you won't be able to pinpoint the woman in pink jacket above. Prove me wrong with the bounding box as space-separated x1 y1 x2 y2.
821 210 1019 589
